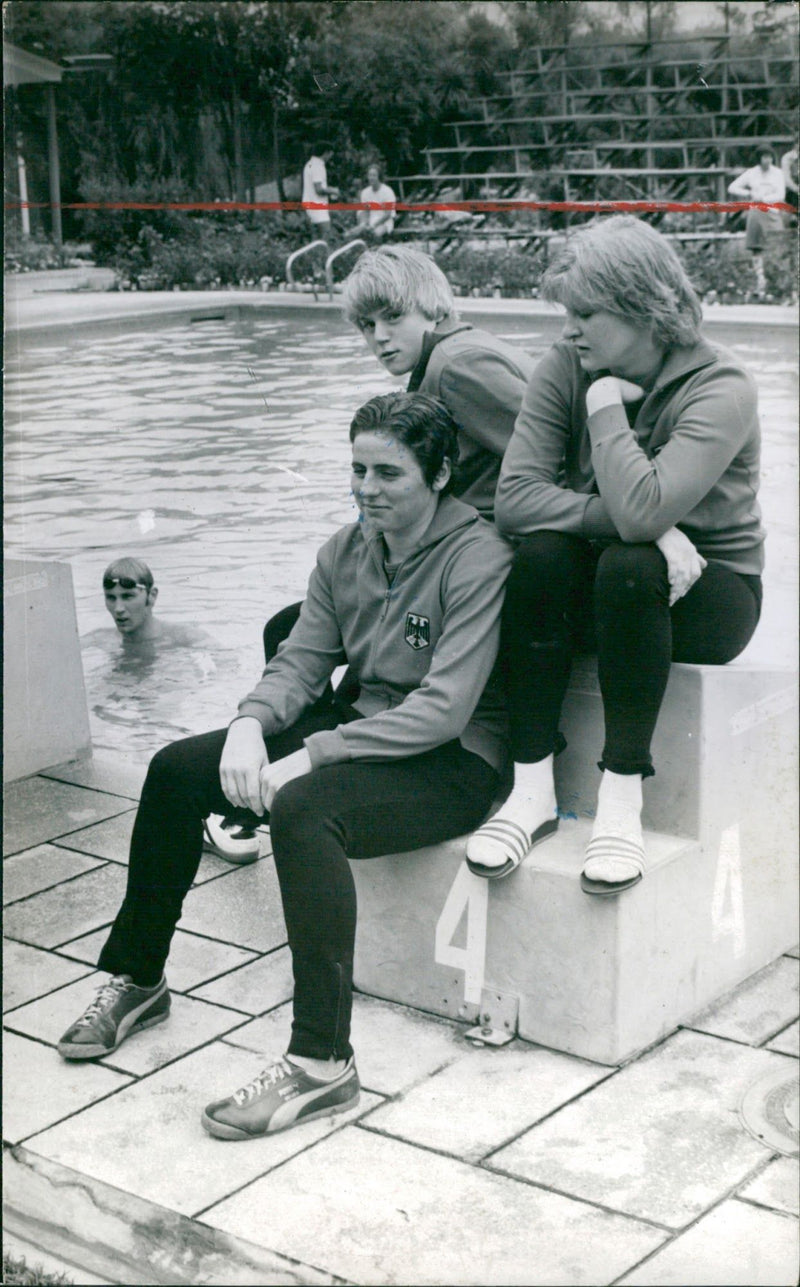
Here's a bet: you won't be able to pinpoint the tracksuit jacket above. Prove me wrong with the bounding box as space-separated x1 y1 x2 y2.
409 319 536 519
496 337 765 575
237 496 513 772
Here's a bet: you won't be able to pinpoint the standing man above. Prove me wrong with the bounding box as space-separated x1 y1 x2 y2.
301 142 339 241
728 146 787 297
357 163 397 239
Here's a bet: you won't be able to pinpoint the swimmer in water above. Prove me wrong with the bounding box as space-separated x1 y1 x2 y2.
88 558 256 861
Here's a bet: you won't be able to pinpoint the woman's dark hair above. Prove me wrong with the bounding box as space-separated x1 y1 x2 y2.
349 392 460 495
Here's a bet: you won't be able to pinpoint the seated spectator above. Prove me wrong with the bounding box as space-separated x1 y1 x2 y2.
357 163 396 238
57 392 512 1144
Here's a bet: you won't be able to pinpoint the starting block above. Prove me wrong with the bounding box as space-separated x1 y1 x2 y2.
351 660 798 1065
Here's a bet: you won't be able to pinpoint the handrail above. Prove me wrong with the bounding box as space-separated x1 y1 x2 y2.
325 238 366 298
285 239 328 290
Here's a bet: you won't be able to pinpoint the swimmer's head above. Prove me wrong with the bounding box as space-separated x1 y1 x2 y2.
102 557 157 636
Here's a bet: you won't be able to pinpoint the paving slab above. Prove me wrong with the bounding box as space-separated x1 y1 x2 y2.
3 940 93 1012
3 1032 132 1143
2 777 134 855
223 994 470 1097
767 1020 800 1058
367 1041 611 1162
190 945 294 1013
618 1198 800 1286
4 972 247 1074
488 1030 797 1229
40 754 147 799
787 946 800 959
3 843 104 904
53 810 240 883
3 863 129 948
205 1125 667 1286
684 956 800 1045
179 854 288 951
58 926 259 992
738 1156 800 1217
28 1041 382 1217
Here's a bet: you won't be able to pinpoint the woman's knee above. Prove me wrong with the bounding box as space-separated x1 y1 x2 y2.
506 531 587 602
595 542 668 609
269 776 334 853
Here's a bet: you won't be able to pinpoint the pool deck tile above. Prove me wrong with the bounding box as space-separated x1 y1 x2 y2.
767 1019 800 1058
3 767 798 1285
2 776 134 856
3 842 104 905
3 940 94 1012
3 862 129 949
617 1198 800 1286
53 809 241 883
684 956 800 1046
56 925 260 993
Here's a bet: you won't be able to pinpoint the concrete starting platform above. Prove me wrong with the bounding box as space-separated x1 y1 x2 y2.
352 658 799 1065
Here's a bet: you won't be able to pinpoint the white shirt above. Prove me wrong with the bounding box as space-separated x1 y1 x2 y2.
728 164 786 204
360 182 396 233
302 156 330 223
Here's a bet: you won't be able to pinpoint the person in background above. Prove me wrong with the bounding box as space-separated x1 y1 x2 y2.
466 215 764 896
356 163 396 239
57 392 512 1143
301 142 339 241
780 141 798 210
728 146 787 297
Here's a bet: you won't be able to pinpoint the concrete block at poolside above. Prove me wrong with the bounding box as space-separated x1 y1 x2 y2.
352 813 797 1064
3 560 91 783
558 656 798 839
352 658 798 1064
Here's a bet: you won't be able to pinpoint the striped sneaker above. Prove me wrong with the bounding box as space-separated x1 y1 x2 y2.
57 974 170 1060
202 1055 360 1140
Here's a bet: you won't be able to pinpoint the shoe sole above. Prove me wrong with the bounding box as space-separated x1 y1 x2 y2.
580 871 643 897
201 1089 360 1141
57 1006 169 1061
466 817 559 880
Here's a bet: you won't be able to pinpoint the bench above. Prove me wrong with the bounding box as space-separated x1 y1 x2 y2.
350 657 798 1065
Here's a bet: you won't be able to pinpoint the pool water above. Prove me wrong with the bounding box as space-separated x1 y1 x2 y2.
4 307 797 762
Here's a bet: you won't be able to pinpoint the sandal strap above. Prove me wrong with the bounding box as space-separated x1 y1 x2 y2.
468 818 533 869
583 834 645 873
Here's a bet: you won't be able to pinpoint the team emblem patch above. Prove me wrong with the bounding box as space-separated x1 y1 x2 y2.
404 613 430 651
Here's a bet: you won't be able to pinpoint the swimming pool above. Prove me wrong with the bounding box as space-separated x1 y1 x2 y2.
4 305 797 761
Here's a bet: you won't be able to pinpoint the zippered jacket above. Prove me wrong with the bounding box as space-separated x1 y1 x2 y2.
496 338 765 575
237 496 513 771
409 320 535 519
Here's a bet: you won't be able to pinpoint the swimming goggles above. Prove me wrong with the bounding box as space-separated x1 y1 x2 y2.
103 576 148 591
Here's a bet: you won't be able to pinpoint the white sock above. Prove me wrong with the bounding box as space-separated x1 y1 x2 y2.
288 1053 348 1081
467 756 557 868
584 770 644 882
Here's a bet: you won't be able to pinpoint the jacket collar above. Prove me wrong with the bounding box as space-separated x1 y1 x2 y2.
650 337 718 392
361 494 479 569
407 317 473 391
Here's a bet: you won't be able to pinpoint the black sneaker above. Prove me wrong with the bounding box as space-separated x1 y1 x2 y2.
57 974 170 1060
202 1055 360 1140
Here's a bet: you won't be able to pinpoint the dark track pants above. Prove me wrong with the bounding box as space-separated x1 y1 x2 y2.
503 533 761 776
97 699 498 1061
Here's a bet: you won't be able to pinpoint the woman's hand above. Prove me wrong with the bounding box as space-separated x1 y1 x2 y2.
656 526 707 606
585 375 645 416
259 747 312 812
219 717 269 815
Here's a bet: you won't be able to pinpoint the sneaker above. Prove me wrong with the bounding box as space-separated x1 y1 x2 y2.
203 813 261 864
57 974 170 1060
201 1055 360 1140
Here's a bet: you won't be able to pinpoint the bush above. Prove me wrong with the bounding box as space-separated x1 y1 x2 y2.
435 242 550 297
109 216 303 290
4 232 76 273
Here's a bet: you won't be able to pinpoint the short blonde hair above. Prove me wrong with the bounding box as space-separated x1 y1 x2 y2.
541 215 702 348
342 246 457 327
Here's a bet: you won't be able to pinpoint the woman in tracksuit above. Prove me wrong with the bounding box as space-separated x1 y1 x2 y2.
58 391 513 1141
466 215 765 897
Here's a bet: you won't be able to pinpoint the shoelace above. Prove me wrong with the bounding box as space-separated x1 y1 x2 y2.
75 976 132 1027
233 1057 295 1105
